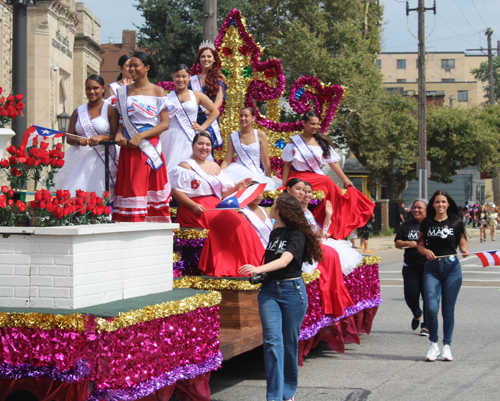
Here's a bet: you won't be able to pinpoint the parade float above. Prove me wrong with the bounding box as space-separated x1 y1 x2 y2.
0 10 381 401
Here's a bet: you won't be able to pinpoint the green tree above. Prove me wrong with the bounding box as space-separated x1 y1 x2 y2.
470 56 500 105
134 0 252 81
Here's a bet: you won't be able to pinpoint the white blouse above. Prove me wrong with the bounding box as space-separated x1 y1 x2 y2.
282 143 340 175
170 165 233 198
120 95 169 126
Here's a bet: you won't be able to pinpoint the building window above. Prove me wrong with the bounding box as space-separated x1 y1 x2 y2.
376 59 381 69
397 79 406 83
441 59 455 69
458 90 468 102
397 59 406 69
426 91 437 96
441 78 455 83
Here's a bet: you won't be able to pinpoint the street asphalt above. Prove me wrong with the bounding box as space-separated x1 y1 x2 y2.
206 231 500 401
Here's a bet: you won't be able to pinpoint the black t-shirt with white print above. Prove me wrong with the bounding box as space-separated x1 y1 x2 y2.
395 218 427 269
420 218 457 257
264 227 305 280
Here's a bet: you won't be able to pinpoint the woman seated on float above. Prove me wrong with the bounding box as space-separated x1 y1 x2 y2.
170 132 264 277
190 42 227 149
282 111 373 237
221 107 280 190
162 64 220 173
286 178 354 317
54 74 119 196
240 182 274 248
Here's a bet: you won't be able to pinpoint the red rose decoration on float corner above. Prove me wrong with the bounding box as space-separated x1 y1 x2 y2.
191 179 201 190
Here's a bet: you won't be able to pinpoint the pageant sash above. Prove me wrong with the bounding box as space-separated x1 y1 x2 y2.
116 86 164 170
241 206 273 246
230 130 262 175
77 104 118 187
190 76 223 146
167 91 197 143
183 159 224 199
109 82 121 97
290 134 324 175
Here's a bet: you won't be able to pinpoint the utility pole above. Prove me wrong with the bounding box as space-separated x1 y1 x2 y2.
407 0 436 200
203 0 217 42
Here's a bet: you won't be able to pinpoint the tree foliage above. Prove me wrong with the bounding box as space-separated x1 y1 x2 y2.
134 0 252 81
470 55 500 105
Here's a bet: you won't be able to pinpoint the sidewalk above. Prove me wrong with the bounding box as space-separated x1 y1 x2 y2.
354 226 480 252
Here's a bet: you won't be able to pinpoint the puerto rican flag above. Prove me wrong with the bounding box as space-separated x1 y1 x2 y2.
21 125 65 148
131 100 156 116
216 183 267 209
474 251 500 267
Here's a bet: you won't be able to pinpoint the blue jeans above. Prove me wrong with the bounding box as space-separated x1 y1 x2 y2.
424 257 462 345
258 278 308 401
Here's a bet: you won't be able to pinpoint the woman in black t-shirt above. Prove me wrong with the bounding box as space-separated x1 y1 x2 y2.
417 190 469 363
239 193 323 401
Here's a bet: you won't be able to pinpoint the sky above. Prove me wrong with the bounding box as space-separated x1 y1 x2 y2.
85 0 500 55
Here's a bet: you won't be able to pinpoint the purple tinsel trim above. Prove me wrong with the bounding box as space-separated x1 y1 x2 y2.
88 351 223 401
299 297 383 341
0 358 91 383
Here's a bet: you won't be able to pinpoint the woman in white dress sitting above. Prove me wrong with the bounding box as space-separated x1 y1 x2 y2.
221 107 280 190
54 74 119 196
239 183 274 248
162 64 219 174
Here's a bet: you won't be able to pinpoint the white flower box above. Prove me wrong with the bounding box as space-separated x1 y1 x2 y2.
0 222 178 309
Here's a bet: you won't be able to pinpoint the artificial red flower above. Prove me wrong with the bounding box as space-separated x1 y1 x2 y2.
16 102 24 111
6 145 16 155
15 93 23 101
15 200 26 212
7 189 14 198
35 191 42 201
34 159 41 167
56 189 64 199
222 47 233 57
55 143 63 151
0 195 6 202
0 87 3 95
26 158 34 166
17 157 26 164
30 201 38 209
8 199 13 206
0 201 6 209
9 110 18 119
103 191 110 199
42 191 51 202
1 186 7 194
9 156 16 166
0 159 8 168
58 151 65 159
0 96 4 103
40 142 49 150
41 157 50 165
96 197 102 205
39 200 46 209
191 179 201 189
6 94 14 103
104 206 111 214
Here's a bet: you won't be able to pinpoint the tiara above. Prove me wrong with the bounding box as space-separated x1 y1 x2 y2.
199 40 216 51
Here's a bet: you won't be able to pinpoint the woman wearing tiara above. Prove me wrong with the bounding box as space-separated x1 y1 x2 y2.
282 111 374 239
162 64 220 174
220 107 281 190
104 55 132 106
190 41 227 150
54 74 119 196
112 52 171 222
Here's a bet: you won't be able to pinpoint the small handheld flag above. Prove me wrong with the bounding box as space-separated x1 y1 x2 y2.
474 251 500 267
215 182 267 210
22 125 66 148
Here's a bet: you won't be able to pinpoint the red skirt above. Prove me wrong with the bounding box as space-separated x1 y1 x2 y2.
177 196 265 276
317 245 354 316
288 171 374 239
113 138 171 222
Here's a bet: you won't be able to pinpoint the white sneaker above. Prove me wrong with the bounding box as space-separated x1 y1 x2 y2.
442 345 453 361
425 342 440 361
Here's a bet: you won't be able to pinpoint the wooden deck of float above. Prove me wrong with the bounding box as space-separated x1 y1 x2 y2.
217 289 264 360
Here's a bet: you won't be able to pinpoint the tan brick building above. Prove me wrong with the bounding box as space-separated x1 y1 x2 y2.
377 52 488 107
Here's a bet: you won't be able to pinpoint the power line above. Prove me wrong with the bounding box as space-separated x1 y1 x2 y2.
437 14 478 47
469 0 488 29
452 0 478 33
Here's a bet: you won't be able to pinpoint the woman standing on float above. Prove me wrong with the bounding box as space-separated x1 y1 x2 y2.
113 52 171 222
221 107 280 190
54 74 119 196
190 42 227 149
170 132 264 276
104 55 132 105
162 64 219 173
282 111 374 238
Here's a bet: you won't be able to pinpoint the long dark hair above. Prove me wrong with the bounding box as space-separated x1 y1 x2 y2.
192 47 223 101
303 111 333 157
117 55 131 81
285 178 303 191
132 52 159 79
275 193 323 264
420 190 465 246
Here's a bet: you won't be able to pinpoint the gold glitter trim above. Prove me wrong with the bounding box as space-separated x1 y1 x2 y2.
359 255 381 266
302 269 321 284
173 252 181 263
0 312 86 331
174 228 209 239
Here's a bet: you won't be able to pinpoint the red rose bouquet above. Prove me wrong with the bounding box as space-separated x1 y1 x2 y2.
0 185 28 226
0 87 24 128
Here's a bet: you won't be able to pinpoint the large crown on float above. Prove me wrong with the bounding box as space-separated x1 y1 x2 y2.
199 40 216 51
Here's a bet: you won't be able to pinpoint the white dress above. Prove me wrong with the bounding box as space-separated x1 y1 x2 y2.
53 102 118 196
241 205 274 248
169 165 232 198
282 143 340 174
161 90 199 175
301 209 362 275
104 81 121 108
224 129 280 190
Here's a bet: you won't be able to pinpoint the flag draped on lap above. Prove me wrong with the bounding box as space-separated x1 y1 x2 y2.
474 251 500 267
216 183 267 209
21 125 65 148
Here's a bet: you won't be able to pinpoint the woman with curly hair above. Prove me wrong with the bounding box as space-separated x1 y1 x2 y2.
282 111 374 239
417 190 469 362
240 193 323 401
190 43 227 149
